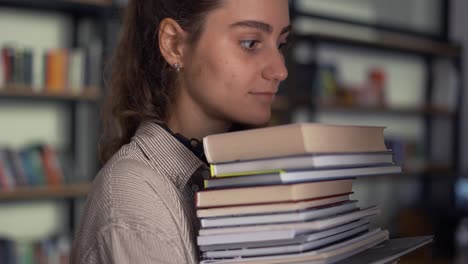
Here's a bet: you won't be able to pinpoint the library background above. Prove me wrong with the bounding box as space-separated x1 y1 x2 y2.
0 0 467 263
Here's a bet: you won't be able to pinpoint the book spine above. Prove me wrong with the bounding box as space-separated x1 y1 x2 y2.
40 145 64 186
46 49 69 92
0 151 16 190
23 49 33 87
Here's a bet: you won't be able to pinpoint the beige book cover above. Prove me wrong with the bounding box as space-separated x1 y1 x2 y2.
196 179 353 208
203 123 387 163
196 193 351 218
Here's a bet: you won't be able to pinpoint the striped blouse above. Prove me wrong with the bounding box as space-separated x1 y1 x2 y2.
71 121 210 263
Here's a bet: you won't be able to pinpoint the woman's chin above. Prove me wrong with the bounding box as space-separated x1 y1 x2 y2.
239 111 272 127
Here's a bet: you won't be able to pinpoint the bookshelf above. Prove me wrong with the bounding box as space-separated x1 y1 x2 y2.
0 0 110 256
282 0 463 258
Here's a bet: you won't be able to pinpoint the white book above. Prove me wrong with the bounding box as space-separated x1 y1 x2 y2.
199 206 379 236
200 229 389 264
197 194 350 218
203 225 370 259
205 165 402 189
199 219 370 251
200 201 357 228
68 49 85 93
211 152 394 177
32 50 44 92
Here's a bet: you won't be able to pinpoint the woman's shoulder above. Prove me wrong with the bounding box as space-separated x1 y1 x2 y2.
72 155 196 264
92 142 169 202
79 145 182 233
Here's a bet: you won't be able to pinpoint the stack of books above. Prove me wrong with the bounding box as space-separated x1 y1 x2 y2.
196 123 432 264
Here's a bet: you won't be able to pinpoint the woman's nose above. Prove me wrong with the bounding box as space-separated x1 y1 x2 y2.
262 50 288 82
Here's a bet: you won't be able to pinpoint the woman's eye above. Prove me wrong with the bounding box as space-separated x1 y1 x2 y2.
240 40 260 50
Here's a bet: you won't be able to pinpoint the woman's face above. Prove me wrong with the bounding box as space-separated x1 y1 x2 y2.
182 0 290 126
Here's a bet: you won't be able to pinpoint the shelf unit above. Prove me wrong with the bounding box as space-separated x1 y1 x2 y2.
0 183 91 201
283 0 463 257
0 87 100 102
284 30 463 171
0 0 113 239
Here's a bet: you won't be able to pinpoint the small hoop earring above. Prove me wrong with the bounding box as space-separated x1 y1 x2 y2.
173 63 181 72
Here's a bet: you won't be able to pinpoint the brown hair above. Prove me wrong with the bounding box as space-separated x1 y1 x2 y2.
100 0 222 163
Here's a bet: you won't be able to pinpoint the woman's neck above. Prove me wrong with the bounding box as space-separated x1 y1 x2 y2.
166 90 231 141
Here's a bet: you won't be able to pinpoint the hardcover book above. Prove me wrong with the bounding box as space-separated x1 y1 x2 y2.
203 123 387 163
196 179 353 208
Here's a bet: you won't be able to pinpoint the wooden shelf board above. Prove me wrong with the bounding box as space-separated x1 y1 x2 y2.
0 183 91 201
294 31 461 57
0 86 100 101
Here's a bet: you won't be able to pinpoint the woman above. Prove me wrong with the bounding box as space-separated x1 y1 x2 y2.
71 0 290 263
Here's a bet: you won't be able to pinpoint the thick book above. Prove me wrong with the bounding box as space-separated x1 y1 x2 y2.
196 179 353 208
204 165 402 189
203 225 370 259
200 201 358 228
200 229 389 264
199 206 379 236
210 152 394 177
198 219 370 251
197 193 351 218
203 123 387 163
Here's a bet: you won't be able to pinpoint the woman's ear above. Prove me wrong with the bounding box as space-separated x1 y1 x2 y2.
159 18 188 68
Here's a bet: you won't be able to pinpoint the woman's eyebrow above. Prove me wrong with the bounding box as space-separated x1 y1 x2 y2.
230 20 292 35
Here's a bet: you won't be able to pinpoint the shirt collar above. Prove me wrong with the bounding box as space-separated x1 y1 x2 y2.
132 121 209 191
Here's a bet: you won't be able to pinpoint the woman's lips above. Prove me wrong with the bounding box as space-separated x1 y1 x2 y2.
249 92 276 103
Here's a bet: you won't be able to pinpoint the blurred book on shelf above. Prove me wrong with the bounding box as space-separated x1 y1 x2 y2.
291 42 389 109
289 43 453 113
0 144 65 191
385 138 426 174
311 62 388 108
0 236 70 264
0 45 101 95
